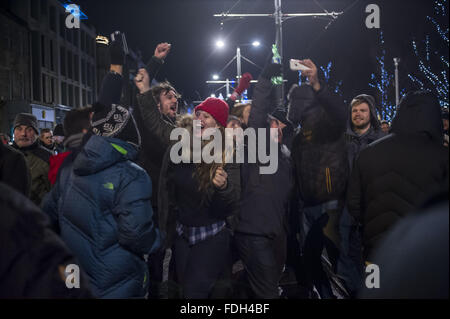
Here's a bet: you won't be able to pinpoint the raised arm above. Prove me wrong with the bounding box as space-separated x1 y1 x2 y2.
248 64 281 129
300 59 347 130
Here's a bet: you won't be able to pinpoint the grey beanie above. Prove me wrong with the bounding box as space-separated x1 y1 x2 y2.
14 113 39 134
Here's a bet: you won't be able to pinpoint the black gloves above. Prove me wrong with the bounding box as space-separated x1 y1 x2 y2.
109 40 125 65
261 63 282 80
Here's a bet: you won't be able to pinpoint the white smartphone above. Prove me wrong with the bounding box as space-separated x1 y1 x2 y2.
290 59 311 71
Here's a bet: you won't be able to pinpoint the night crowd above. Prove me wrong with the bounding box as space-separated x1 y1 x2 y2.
0 37 448 299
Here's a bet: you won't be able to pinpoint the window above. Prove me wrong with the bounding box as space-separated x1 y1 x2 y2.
81 59 86 85
30 0 39 19
13 73 25 99
82 89 86 106
67 51 72 79
86 36 91 56
61 82 67 105
74 86 80 107
42 74 47 103
59 13 65 38
81 30 85 52
40 0 47 16
60 47 66 76
0 69 11 100
49 6 56 31
31 32 41 101
68 84 74 106
50 77 55 103
86 63 91 87
74 55 79 82
73 29 79 48
50 40 55 71
67 28 72 43
41 35 46 67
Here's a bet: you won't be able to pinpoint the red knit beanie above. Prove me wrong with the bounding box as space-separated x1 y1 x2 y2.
194 98 229 127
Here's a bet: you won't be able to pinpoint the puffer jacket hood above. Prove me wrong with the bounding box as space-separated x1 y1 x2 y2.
74 135 138 176
347 94 381 134
391 91 443 144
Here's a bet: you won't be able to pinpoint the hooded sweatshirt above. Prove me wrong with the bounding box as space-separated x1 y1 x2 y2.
345 94 386 172
347 91 449 259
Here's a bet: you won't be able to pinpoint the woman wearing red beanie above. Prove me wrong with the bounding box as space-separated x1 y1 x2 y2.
156 97 241 299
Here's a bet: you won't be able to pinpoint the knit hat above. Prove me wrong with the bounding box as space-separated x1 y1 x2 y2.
13 113 39 134
268 106 291 126
53 124 65 137
91 102 141 148
194 98 229 127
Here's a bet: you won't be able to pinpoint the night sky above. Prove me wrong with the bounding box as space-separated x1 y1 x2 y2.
75 0 447 106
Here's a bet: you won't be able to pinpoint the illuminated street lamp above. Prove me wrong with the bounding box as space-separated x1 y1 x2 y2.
216 40 225 48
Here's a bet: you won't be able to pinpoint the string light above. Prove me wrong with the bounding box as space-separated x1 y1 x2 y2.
319 62 343 96
408 0 449 108
369 31 396 121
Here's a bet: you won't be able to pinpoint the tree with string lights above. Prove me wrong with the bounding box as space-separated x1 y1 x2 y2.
320 62 343 96
408 0 449 109
368 31 397 121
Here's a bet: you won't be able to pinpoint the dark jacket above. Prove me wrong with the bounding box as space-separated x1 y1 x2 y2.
289 83 348 207
347 91 449 259
157 116 241 248
99 59 170 208
0 142 30 196
345 95 386 172
0 182 92 298
41 135 161 298
360 196 448 299
12 140 52 206
233 76 294 238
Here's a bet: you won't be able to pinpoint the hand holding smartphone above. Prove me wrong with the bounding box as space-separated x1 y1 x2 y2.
290 59 312 72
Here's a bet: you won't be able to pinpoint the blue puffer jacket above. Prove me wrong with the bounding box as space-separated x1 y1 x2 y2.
42 135 161 298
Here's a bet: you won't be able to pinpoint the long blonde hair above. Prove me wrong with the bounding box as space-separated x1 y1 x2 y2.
176 115 232 193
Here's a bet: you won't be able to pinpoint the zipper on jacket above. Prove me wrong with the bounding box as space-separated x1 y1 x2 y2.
325 167 332 194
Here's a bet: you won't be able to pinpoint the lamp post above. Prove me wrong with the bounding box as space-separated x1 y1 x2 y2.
206 41 263 100
214 0 343 107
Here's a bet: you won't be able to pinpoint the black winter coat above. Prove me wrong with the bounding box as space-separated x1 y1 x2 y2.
347 91 449 259
157 117 241 248
0 182 92 298
0 142 30 196
98 56 169 208
233 77 294 238
289 83 348 207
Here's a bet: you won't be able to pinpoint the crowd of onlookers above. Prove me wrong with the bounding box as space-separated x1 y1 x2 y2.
0 37 448 299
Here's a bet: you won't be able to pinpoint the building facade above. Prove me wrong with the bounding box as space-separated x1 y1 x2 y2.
0 0 97 135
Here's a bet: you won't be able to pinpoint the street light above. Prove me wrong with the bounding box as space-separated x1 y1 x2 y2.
216 40 225 48
206 41 263 100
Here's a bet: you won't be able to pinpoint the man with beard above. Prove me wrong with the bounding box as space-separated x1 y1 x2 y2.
341 94 385 296
347 91 449 262
346 94 385 176
150 81 180 125
12 113 51 205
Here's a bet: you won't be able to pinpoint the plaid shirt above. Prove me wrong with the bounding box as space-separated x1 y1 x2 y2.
176 221 226 245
